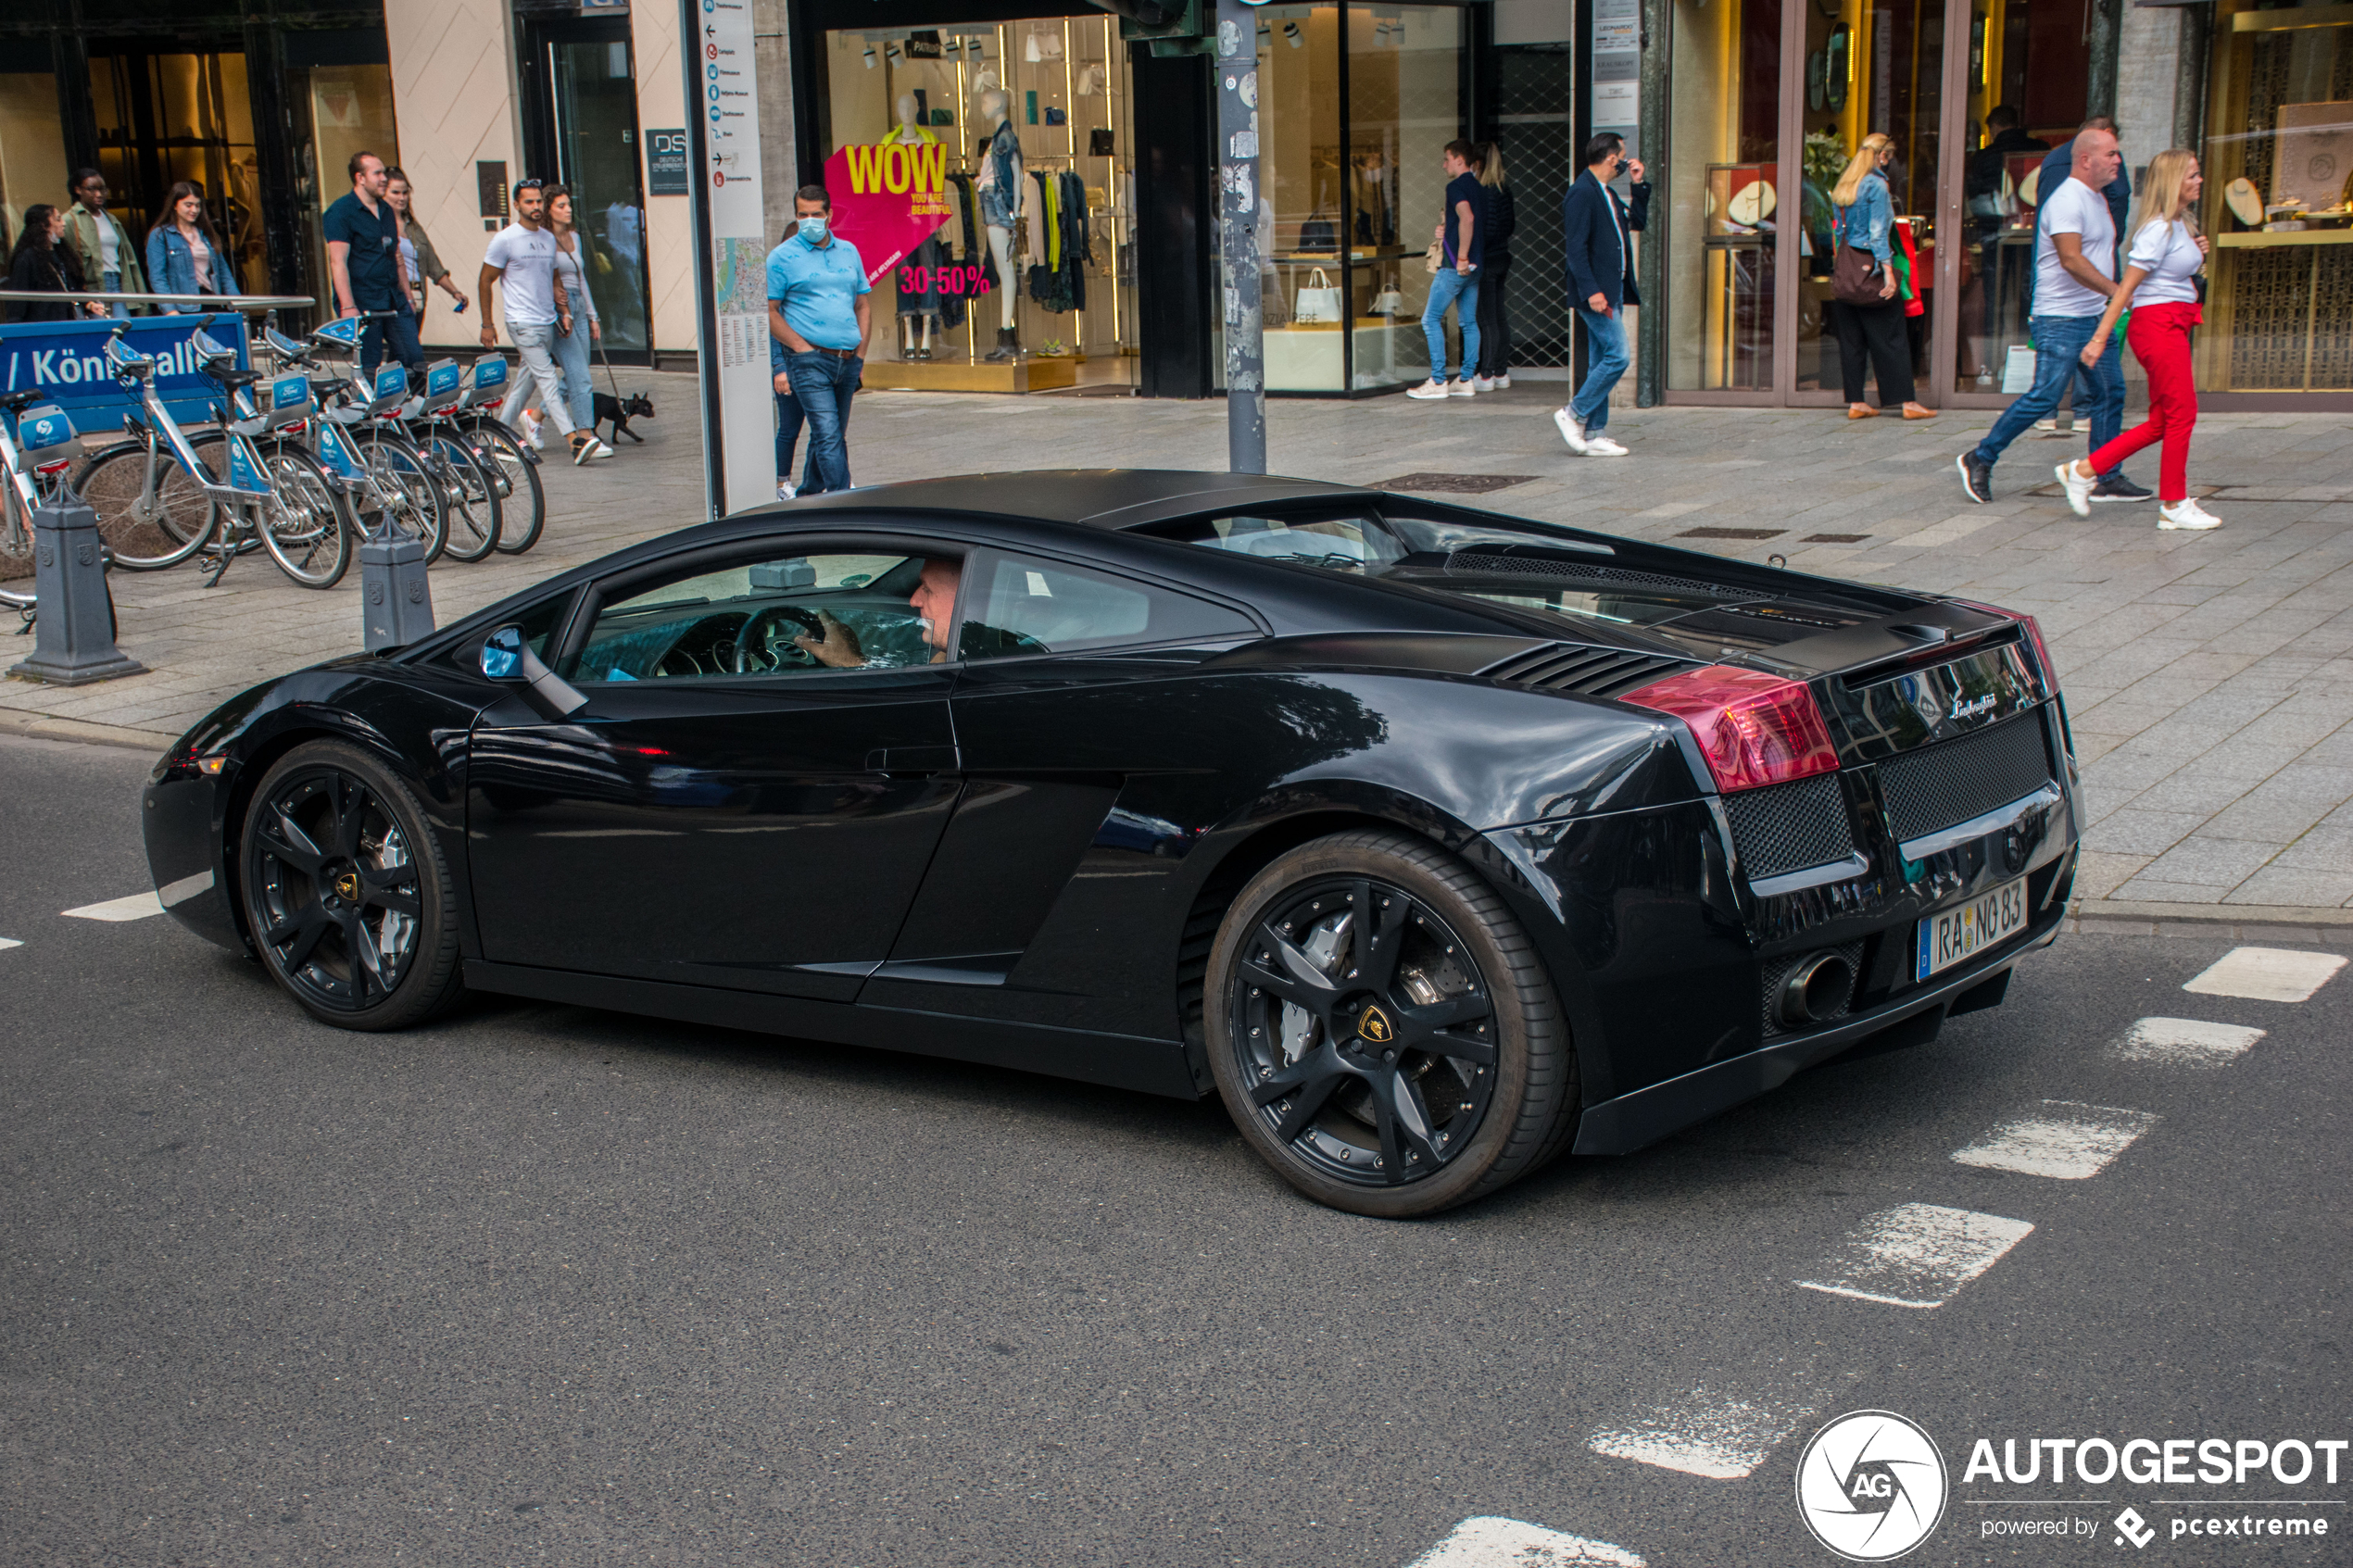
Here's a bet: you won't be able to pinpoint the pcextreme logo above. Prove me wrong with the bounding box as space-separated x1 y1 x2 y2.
1796 1411 1951 1562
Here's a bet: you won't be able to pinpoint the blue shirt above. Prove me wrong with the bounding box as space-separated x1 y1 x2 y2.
322 191 402 310
766 231 869 353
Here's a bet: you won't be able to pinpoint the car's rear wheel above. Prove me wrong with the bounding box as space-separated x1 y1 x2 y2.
1205 829 1576 1217
240 740 463 1030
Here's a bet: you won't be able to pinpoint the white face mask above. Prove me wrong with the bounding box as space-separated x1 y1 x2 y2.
799 215 829 244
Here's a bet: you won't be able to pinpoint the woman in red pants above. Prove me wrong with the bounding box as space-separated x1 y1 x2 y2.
2056 149 2216 530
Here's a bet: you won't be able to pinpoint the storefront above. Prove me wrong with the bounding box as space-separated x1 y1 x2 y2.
1654 0 2349 412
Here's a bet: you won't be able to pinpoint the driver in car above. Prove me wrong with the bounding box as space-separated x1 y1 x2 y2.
793 557 960 668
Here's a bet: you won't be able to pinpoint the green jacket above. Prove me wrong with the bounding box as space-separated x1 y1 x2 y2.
63 205 147 303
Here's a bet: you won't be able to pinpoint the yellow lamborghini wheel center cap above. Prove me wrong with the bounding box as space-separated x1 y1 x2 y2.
1357 1003 1394 1045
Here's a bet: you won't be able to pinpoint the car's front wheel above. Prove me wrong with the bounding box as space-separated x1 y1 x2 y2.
240 740 463 1030
1205 830 1577 1217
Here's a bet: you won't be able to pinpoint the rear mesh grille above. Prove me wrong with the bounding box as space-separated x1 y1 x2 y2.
1478 642 1698 698
1879 716 2055 846
1725 774 1856 880
1761 940 1867 1038
1443 552 1750 597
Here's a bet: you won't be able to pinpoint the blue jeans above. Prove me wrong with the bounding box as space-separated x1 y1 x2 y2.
101 270 128 320
784 351 861 494
1422 268 1480 382
1973 313 2124 477
552 320 594 433
359 300 425 375
1571 306 1629 433
774 388 818 491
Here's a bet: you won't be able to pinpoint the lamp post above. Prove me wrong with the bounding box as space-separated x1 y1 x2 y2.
1215 0 1266 474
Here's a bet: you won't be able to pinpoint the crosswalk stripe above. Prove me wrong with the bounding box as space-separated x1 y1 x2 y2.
1952 1101 2160 1180
1796 1202 2035 1310
1406 1516 1646 1567
1587 1386 1815 1480
2183 947 2345 1004
0 938 20 951
2113 1016 2266 1068
61 892 166 922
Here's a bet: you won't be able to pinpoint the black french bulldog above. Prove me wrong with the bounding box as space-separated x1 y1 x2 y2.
594 390 656 445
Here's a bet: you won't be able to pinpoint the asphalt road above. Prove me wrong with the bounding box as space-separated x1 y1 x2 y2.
2 732 2346 1568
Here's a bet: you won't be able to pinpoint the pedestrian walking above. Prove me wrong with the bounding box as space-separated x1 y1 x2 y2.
1472 142 1515 391
1956 124 2145 506
1406 140 1484 400
144 183 226 313
1554 133 1649 457
384 168 470 320
1829 133 1933 421
765 184 869 495
545 186 607 453
323 151 424 374
479 178 610 465
62 169 144 319
768 220 814 502
4 206 101 324
2024 115 2135 435
2057 149 2217 532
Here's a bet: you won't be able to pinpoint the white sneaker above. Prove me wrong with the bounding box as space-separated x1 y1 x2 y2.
520 411 544 450
587 436 616 459
1553 408 1589 453
776 481 799 502
1494 372 1512 389
1447 378 1476 397
1471 375 1495 392
2158 499 2221 531
1406 379 1450 401
1584 434 1630 458
2056 460 2096 518
2033 418 2057 433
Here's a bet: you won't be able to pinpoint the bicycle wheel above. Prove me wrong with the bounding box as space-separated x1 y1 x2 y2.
425 432 501 562
0 491 31 586
253 439 354 589
467 420 545 555
74 435 219 570
355 430 447 566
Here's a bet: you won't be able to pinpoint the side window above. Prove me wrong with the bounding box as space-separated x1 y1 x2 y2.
957 553 1258 659
565 550 937 682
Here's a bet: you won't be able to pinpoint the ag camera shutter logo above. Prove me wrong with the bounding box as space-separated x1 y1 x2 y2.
1795 1410 1949 1561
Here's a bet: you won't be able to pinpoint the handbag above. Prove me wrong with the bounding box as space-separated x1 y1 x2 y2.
1293 268 1342 323
1299 212 1337 251
1371 276 1403 316
1422 237 1444 275
1831 241 1883 306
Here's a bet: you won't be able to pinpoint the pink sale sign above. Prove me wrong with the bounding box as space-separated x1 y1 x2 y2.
823 140 954 282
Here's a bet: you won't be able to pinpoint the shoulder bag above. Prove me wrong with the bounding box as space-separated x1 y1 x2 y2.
1831 209 1883 306
1292 268 1342 323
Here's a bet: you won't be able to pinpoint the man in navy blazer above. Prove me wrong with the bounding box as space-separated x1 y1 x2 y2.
1557 133 1650 458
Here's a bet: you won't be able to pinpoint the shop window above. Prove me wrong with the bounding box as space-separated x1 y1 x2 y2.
0 70 72 250
1666 0 1783 392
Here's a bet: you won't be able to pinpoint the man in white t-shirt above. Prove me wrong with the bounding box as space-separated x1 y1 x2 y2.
1957 125 2146 505
478 179 610 465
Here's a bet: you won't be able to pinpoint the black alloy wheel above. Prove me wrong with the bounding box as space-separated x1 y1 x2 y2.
1206 830 1577 1217
241 741 463 1030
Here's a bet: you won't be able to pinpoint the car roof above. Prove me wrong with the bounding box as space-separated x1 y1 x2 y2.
774 469 1380 532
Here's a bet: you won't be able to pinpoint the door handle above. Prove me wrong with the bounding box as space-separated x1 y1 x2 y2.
864 746 960 773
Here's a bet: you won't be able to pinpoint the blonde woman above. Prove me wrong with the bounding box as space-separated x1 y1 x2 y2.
1830 133 1932 420
1472 141 1516 389
2056 148 2216 530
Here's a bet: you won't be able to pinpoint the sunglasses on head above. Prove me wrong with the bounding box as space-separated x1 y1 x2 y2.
514 178 546 193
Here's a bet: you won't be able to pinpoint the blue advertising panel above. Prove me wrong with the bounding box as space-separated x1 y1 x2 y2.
0 317 253 431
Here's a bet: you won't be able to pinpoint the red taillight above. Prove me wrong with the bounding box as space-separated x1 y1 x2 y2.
1623 664 1842 793
1956 599 2056 686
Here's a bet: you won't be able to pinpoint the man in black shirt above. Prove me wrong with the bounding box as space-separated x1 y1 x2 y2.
1405 140 1485 400
324 151 422 374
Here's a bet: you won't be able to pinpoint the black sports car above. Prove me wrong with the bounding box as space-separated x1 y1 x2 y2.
144 470 2078 1216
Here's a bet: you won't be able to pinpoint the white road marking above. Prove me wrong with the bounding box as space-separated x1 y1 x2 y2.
2113 1016 2267 1068
1587 1386 1815 1480
1952 1101 2160 1180
1405 1516 1646 1567
2183 947 2346 1004
157 870 213 908
1796 1202 2035 1310
0 938 20 952
61 892 166 922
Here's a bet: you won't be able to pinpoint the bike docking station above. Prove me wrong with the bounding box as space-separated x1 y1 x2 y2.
4 403 143 686
307 320 434 652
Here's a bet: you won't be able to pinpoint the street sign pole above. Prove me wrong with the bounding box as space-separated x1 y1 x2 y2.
1215 0 1265 475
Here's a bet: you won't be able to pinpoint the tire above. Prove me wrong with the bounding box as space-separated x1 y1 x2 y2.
467 419 545 554
73 436 219 570
240 740 464 1031
355 430 448 565
252 439 354 588
425 432 501 561
1204 829 1576 1218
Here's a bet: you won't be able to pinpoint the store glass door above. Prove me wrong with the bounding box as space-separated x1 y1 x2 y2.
89 45 269 295
529 19 651 358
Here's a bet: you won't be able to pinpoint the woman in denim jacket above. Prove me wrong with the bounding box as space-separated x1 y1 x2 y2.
1829 135 1931 420
144 183 227 312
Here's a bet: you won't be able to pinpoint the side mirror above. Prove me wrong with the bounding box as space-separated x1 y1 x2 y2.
482 624 588 717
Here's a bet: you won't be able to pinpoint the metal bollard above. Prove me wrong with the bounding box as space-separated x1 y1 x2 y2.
359 533 435 652
6 500 145 685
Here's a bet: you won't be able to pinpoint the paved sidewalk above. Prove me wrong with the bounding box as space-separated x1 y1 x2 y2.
6 371 2348 914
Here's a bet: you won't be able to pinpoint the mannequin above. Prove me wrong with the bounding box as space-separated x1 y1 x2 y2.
891 93 943 360
974 87 1025 361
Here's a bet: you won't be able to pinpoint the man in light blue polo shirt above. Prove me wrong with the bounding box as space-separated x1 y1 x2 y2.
767 184 871 495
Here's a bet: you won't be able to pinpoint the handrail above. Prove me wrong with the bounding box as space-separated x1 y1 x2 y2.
0 291 316 308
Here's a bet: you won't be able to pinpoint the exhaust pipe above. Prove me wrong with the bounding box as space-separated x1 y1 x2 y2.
1779 950 1856 1028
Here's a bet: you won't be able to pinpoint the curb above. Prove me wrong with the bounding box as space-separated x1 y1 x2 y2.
0 706 177 755
2068 898 2351 946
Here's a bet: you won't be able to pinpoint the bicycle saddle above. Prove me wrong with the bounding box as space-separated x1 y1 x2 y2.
1 388 49 413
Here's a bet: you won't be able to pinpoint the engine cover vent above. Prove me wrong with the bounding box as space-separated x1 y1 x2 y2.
1478 643 1698 699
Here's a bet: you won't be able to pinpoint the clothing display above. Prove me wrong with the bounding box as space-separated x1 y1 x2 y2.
977 119 1022 229
1025 169 1091 314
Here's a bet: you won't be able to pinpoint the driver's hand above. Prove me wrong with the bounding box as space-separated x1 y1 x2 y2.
794 609 865 668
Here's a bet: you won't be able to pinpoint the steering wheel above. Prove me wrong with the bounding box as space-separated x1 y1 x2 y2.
735 605 825 673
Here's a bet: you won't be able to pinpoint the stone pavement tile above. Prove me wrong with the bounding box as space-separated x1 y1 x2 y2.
2274 824 2353 871
2079 749 2192 804
2082 809 2209 856
2225 868 2353 908
2197 766 2353 843
2127 836 2282 889
2109 877 2230 905
2073 850 2153 901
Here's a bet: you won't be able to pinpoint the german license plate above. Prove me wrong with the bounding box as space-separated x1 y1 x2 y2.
1917 876 2028 981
